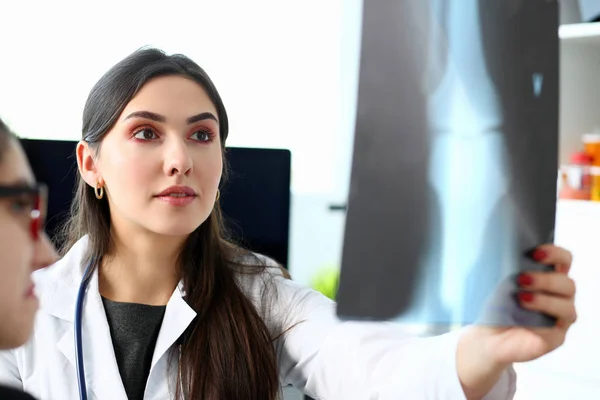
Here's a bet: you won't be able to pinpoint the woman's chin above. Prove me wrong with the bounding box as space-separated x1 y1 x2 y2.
148 220 205 237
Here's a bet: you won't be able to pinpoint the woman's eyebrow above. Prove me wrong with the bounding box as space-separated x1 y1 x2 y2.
123 111 218 125
124 110 166 123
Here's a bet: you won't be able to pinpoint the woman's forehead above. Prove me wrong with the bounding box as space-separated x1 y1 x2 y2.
122 76 218 118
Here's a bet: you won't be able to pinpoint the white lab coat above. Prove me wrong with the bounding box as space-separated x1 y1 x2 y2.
0 236 516 399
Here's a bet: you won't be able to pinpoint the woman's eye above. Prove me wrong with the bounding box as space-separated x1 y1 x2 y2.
191 130 212 142
133 128 158 140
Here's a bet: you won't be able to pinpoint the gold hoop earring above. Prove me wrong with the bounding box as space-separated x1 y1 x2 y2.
95 182 104 200
215 189 220 202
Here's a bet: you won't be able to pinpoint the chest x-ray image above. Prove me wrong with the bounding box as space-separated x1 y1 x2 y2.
336 0 559 327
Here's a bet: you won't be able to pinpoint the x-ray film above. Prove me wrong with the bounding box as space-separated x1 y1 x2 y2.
336 0 559 327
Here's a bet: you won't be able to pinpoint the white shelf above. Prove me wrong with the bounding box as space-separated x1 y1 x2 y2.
560 22 600 43
558 22 600 165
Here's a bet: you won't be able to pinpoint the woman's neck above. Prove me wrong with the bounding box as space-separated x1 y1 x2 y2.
99 228 187 306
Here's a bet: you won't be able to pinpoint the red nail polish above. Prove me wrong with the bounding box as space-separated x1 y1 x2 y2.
519 292 535 303
531 249 548 262
518 273 534 286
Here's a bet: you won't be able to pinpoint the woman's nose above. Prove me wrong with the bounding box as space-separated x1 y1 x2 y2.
163 139 193 176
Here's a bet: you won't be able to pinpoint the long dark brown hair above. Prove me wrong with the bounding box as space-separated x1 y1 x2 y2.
59 48 287 400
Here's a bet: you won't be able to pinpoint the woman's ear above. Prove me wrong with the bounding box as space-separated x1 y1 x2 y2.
76 141 102 187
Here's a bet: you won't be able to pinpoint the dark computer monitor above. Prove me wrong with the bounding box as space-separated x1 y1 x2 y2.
220 147 291 266
20 139 291 267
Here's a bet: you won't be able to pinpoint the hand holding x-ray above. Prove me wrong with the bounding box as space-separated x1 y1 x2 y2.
456 244 575 396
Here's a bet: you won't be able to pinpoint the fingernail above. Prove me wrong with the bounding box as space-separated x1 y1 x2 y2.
518 273 534 286
529 249 548 262
519 292 535 303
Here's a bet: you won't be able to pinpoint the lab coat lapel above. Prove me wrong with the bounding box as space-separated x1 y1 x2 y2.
150 283 197 371
49 266 127 400
82 269 129 400
42 237 125 399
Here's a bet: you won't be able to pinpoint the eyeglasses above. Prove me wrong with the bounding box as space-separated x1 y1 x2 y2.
0 183 48 241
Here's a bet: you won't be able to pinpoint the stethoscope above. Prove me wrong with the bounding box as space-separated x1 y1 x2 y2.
74 258 94 400
73 258 186 400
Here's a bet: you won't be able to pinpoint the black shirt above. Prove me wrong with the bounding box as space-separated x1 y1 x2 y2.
0 385 36 400
102 297 167 400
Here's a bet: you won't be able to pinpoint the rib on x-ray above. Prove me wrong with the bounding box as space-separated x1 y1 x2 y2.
336 0 558 327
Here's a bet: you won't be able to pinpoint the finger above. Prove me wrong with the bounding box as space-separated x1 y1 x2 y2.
517 272 576 298
518 291 577 325
529 244 573 274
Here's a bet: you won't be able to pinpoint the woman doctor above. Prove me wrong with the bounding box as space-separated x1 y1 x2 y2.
0 48 577 400
0 119 58 399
